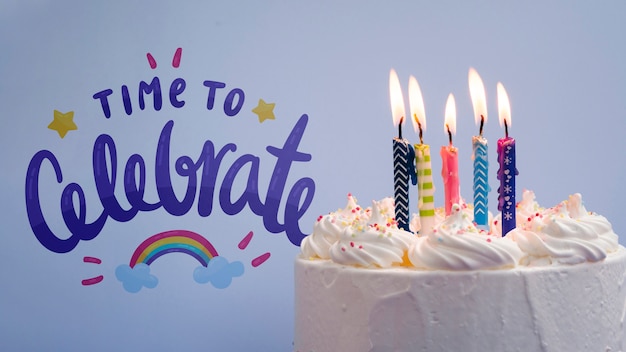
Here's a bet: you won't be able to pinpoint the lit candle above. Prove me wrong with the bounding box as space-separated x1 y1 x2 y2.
408 75 436 235
440 93 459 216
496 82 518 236
468 68 490 227
389 69 416 231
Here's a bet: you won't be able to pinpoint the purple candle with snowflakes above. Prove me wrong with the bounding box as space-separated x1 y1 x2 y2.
496 82 518 236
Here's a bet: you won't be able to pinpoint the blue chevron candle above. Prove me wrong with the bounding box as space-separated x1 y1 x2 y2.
472 136 489 226
468 68 490 226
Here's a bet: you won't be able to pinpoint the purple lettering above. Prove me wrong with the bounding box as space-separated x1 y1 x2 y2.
224 88 244 117
121 84 132 115
60 182 106 244
197 141 237 217
219 154 263 215
264 114 312 245
285 177 315 245
169 78 186 108
93 89 113 118
93 134 138 221
155 121 200 216
25 151 107 253
124 154 161 211
203 80 226 110
139 77 163 111
25 115 315 252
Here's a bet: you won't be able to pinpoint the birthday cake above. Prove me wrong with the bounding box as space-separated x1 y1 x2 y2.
294 192 626 352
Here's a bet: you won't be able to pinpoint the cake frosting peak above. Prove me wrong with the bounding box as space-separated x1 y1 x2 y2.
409 203 523 270
507 190 619 265
300 191 619 270
300 193 367 259
327 197 416 268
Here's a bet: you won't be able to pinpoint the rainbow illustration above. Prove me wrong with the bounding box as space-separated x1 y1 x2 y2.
129 230 219 268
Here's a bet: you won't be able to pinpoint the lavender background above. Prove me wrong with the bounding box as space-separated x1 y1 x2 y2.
1 1 625 351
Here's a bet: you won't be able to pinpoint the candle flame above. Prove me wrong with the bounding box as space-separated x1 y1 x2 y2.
444 93 456 136
389 69 406 127
468 67 487 126
497 82 511 128
408 75 426 133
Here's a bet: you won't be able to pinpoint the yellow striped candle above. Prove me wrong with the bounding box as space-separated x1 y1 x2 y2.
415 144 435 234
409 75 435 235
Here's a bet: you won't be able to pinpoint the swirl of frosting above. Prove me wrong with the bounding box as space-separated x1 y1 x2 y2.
329 199 416 267
409 204 523 270
328 226 416 268
490 190 541 238
410 200 481 235
300 194 369 259
368 197 398 227
301 191 619 269
510 192 619 265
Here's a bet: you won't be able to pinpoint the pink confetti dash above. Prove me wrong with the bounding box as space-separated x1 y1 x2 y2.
251 252 271 267
81 275 104 286
172 47 182 68
83 256 102 264
238 231 254 250
146 53 157 69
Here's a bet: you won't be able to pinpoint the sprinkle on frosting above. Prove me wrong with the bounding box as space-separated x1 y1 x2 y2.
301 191 619 270
408 203 523 270
507 191 618 265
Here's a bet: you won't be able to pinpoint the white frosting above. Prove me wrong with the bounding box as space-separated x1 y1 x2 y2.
409 198 477 233
295 191 625 352
328 226 415 268
409 204 523 270
302 191 620 270
300 194 368 259
329 199 416 268
506 191 619 265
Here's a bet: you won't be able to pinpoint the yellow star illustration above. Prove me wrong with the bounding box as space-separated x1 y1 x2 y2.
48 110 77 138
252 99 276 123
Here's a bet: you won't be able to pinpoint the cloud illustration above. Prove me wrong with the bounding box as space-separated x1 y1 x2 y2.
115 263 159 293
193 256 244 289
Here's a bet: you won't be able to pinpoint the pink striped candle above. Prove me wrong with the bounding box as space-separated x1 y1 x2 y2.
441 93 459 216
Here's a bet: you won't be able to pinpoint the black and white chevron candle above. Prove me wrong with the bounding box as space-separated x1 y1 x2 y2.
393 138 411 231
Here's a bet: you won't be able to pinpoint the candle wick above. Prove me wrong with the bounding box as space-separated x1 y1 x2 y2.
398 116 403 139
415 115 423 144
479 115 484 136
504 119 509 138
446 124 452 145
